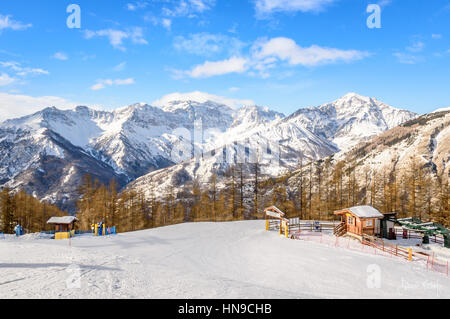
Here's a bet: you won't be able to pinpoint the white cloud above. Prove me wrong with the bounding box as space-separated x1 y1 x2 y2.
126 1 149 11
393 52 423 64
174 37 368 79
406 40 425 53
52 52 69 61
90 78 135 90
173 33 246 57
254 0 337 16
162 0 215 17
432 34 443 39
0 92 87 121
84 27 148 51
377 0 392 8
0 14 32 32
253 37 369 67
114 78 135 85
161 19 172 30
152 91 254 109
394 38 426 64
0 73 16 86
184 57 249 78
113 62 127 72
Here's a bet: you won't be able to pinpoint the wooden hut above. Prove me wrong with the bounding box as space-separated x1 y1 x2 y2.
334 206 384 239
264 206 289 237
47 216 78 233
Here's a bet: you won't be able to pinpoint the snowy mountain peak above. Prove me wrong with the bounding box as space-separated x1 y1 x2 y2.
285 93 417 152
232 105 284 128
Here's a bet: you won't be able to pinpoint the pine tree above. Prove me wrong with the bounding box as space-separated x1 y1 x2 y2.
0 188 14 233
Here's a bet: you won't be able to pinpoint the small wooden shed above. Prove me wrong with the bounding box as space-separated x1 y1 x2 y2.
47 216 78 233
264 206 289 236
334 206 384 237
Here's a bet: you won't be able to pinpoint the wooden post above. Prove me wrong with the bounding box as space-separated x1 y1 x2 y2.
285 224 289 238
408 248 412 261
265 219 269 231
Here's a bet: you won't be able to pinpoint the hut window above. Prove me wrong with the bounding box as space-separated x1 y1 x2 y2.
348 216 354 225
366 220 373 227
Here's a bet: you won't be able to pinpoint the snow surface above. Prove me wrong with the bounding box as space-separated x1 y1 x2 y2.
1 221 449 299
47 216 78 224
348 206 384 218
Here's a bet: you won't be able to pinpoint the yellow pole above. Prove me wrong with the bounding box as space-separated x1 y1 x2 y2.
408 248 412 261
265 219 269 231
285 223 289 238
95 224 98 237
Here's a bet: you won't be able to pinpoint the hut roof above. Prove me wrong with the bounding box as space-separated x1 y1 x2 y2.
264 206 286 216
335 206 384 219
47 216 79 225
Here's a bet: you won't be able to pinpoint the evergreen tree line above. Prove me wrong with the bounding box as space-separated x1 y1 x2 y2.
0 188 66 234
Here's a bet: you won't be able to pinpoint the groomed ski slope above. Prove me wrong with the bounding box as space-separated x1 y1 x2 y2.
1 221 449 299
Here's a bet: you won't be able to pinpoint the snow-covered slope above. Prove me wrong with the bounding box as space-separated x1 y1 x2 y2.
1 221 449 299
340 109 450 180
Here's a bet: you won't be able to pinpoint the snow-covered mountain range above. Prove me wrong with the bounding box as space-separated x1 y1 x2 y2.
0 93 417 210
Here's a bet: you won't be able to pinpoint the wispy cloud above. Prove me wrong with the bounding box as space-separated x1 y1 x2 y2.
162 0 216 18
173 33 247 57
90 78 135 90
394 37 426 64
393 52 423 64
406 40 425 53
254 0 338 17
0 73 16 86
84 28 148 51
144 15 173 30
0 14 32 32
52 52 69 61
0 61 49 77
126 1 149 11
377 0 392 8
113 62 127 72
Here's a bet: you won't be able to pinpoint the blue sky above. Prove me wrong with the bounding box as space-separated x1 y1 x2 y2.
0 0 449 120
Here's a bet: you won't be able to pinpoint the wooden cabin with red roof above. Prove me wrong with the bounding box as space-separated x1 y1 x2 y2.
334 206 384 238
